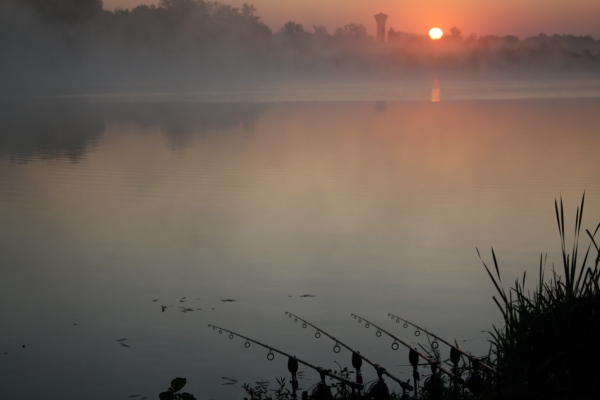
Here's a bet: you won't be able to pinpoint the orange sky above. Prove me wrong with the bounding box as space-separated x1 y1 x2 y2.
104 0 600 38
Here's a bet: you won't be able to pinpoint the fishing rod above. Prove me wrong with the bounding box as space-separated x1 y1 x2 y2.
387 313 499 376
208 323 364 398
285 312 413 394
350 314 464 385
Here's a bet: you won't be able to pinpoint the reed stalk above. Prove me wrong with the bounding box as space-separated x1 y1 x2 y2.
478 193 600 399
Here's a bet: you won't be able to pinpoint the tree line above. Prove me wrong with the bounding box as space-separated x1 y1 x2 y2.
1 0 599 84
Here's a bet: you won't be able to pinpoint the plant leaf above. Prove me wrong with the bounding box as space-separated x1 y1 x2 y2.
159 391 175 400
170 377 187 393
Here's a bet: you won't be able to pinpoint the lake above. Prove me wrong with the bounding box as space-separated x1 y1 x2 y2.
1 79 600 399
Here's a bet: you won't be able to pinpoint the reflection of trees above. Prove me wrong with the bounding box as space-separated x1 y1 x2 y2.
115 103 269 150
0 103 105 163
0 102 268 162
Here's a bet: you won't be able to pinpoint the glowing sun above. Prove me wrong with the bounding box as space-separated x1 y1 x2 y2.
429 27 443 40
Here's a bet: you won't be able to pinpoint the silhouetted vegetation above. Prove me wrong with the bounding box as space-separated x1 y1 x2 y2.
236 196 599 400
1 0 599 86
160 377 197 400
479 194 600 399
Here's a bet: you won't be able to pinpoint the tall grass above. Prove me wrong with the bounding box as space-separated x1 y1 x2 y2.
478 193 600 399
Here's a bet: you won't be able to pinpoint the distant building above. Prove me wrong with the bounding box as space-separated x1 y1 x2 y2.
374 13 388 42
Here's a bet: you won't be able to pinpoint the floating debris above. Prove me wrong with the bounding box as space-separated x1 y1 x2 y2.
221 299 236 302
73 323 78 326
299 294 315 297
116 339 127 342
221 382 235 385
127 395 141 398
152 299 158 302
120 343 131 348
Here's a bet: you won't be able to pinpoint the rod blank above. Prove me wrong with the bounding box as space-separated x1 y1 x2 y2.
208 324 363 390
350 314 464 384
387 313 499 376
285 312 413 392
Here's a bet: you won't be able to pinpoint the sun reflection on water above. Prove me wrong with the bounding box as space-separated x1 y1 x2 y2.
431 78 440 102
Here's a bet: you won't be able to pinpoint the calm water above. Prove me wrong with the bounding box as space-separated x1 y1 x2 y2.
1 89 600 399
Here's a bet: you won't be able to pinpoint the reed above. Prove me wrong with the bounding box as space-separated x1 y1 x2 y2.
478 193 600 399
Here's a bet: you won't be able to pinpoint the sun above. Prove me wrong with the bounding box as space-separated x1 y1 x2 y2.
429 27 443 40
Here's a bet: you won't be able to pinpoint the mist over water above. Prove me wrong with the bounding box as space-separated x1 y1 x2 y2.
1 1 600 399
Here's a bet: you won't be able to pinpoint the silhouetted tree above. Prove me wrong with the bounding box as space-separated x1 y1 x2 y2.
279 21 305 47
25 0 103 22
334 23 368 41
449 26 462 38
312 25 328 37
159 0 196 11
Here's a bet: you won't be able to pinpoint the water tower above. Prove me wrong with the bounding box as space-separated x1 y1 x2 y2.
374 13 388 42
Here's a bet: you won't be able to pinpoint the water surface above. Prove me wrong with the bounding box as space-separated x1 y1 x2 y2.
1 96 599 399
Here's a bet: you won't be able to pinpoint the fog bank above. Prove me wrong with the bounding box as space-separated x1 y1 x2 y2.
1 0 599 89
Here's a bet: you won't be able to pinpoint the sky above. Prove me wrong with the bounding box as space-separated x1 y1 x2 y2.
103 0 600 39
